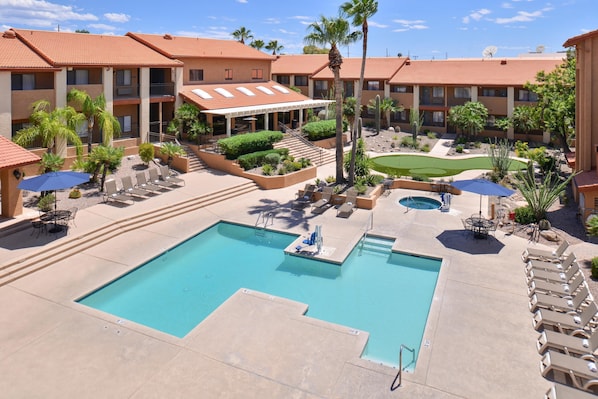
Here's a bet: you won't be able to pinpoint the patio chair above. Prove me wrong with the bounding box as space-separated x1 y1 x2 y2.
103 179 134 204
30 217 47 237
121 175 151 198
64 207 78 228
532 301 598 334
159 165 185 186
540 350 598 392
135 171 162 192
545 383 598 399
526 261 581 285
148 168 177 189
525 252 577 276
311 186 333 214
528 273 586 298
337 193 357 218
529 285 592 313
292 184 316 209
537 328 598 357
522 240 570 263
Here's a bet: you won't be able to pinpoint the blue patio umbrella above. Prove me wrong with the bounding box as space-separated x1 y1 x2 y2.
451 178 515 216
18 171 90 211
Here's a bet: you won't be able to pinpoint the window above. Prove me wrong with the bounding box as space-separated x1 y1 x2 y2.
433 111 444 124
366 81 380 91
454 87 470 99
314 80 328 91
481 87 507 97
189 69 204 82
432 86 444 98
116 70 132 86
392 110 408 122
11 74 35 90
118 116 132 132
67 69 89 85
391 85 409 93
343 81 354 97
276 75 290 85
252 69 263 80
224 69 233 80
518 89 538 102
295 75 308 86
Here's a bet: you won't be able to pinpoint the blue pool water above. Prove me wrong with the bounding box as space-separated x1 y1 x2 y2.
78 222 440 367
398 196 442 210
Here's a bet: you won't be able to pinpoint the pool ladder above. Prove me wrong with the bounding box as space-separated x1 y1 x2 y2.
255 211 274 236
390 344 415 391
359 213 374 253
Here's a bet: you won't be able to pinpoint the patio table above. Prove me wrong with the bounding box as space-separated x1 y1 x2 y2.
465 216 494 239
40 210 72 233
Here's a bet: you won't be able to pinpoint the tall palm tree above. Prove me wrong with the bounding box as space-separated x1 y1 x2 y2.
232 27 253 44
13 99 84 157
67 88 121 152
250 39 265 51
265 40 284 55
305 16 361 183
341 0 378 186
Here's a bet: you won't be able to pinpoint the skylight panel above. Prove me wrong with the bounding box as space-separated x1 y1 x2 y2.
272 85 290 94
192 88 213 99
256 86 274 95
236 87 256 96
214 87 234 98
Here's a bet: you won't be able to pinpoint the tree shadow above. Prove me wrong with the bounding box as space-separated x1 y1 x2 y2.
247 198 325 231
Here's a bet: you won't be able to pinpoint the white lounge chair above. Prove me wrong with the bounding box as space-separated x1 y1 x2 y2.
103 180 134 204
121 175 151 198
159 165 185 186
545 383 598 399
532 302 598 334
537 329 598 357
525 252 576 276
528 273 586 298
526 261 581 285
540 350 598 392
148 168 177 189
522 240 570 263
529 285 592 313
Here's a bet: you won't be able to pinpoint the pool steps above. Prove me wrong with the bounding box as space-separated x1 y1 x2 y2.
359 236 394 255
0 181 259 287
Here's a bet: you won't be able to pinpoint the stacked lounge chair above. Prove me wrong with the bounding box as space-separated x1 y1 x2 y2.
523 246 598 395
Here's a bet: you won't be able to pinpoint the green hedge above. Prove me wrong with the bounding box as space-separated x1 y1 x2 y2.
237 148 289 170
303 119 347 141
218 130 284 159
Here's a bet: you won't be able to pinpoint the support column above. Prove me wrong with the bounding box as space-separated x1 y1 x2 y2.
139 67 150 144
413 85 420 113
507 87 515 140
0 72 12 139
226 117 232 137
54 69 68 157
471 86 478 102
264 113 269 131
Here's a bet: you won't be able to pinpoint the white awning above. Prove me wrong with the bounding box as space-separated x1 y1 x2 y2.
201 99 334 118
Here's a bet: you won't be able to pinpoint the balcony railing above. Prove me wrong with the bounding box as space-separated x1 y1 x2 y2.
114 84 139 99
150 82 175 97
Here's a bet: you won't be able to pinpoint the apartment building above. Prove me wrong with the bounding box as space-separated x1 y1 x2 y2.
272 54 563 141
563 29 598 219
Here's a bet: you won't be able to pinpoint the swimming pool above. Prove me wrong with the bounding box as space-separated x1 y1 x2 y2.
78 222 440 368
398 196 442 210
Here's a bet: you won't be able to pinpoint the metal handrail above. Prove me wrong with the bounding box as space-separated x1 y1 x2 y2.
390 344 415 391
359 213 374 252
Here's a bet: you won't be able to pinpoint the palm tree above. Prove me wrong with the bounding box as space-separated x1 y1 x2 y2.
368 96 401 128
305 16 361 183
343 97 358 129
250 39 265 51
13 99 85 157
88 145 124 191
341 0 378 186
232 27 253 44
67 88 121 153
265 40 284 55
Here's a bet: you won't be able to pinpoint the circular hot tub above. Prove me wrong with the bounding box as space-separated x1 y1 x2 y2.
397 196 441 210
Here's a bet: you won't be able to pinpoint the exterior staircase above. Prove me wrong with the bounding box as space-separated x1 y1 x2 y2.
0 180 259 287
274 132 336 166
180 144 209 173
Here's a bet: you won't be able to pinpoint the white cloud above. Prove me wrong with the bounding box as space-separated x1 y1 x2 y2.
392 19 428 31
104 13 129 23
369 21 388 29
495 10 541 24
502 2 513 8
89 23 116 31
462 8 491 24
278 28 296 35
0 0 98 28
236 0 248 3
264 17 280 24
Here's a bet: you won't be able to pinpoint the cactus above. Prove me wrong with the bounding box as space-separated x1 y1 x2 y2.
374 94 380 135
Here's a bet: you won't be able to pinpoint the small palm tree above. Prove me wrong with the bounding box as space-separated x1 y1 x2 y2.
88 145 124 191
67 88 121 152
13 99 85 157
232 27 253 44
160 142 186 167
368 97 400 128
250 39 265 51
305 16 361 183
343 97 358 129
265 40 283 55
39 153 64 173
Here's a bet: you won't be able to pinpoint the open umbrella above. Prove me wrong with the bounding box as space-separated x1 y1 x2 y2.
451 178 514 216
18 171 90 231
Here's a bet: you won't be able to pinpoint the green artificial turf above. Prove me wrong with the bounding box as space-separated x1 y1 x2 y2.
370 155 528 178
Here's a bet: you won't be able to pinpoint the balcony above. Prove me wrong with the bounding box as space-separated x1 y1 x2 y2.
150 82 175 97
114 84 139 99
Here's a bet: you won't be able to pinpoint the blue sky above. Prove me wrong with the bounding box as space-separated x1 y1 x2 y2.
0 0 595 59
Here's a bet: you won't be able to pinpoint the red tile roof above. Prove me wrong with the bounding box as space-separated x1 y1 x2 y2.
311 57 407 80
0 136 40 169
564 29 598 47
0 30 56 71
390 58 564 86
127 33 275 61
12 29 181 67
180 81 312 111
272 54 329 75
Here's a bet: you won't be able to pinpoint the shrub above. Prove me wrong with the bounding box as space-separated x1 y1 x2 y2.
303 119 348 141
592 257 598 279
354 182 367 195
427 131 437 139
68 189 81 199
401 137 417 148
264 153 281 167
237 148 288 170
455 136 468 145
261 164 274 176
455 145 464 153
587 215 598 236
514 206 536 225
421 143 430 152
298 157 311 168
37 193 55 212
218 130 283 159
138 143 155 164
325 175 335 184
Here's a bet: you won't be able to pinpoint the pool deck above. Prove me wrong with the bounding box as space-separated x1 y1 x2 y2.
0 159 594 398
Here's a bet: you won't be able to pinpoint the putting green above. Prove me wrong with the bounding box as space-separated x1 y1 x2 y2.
370 154 527 178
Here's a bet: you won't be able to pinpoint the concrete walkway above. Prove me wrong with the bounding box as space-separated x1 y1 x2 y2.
427 133 455 156
0 143 592 398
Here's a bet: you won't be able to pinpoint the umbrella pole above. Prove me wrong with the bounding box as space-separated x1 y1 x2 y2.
479 195 482 217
